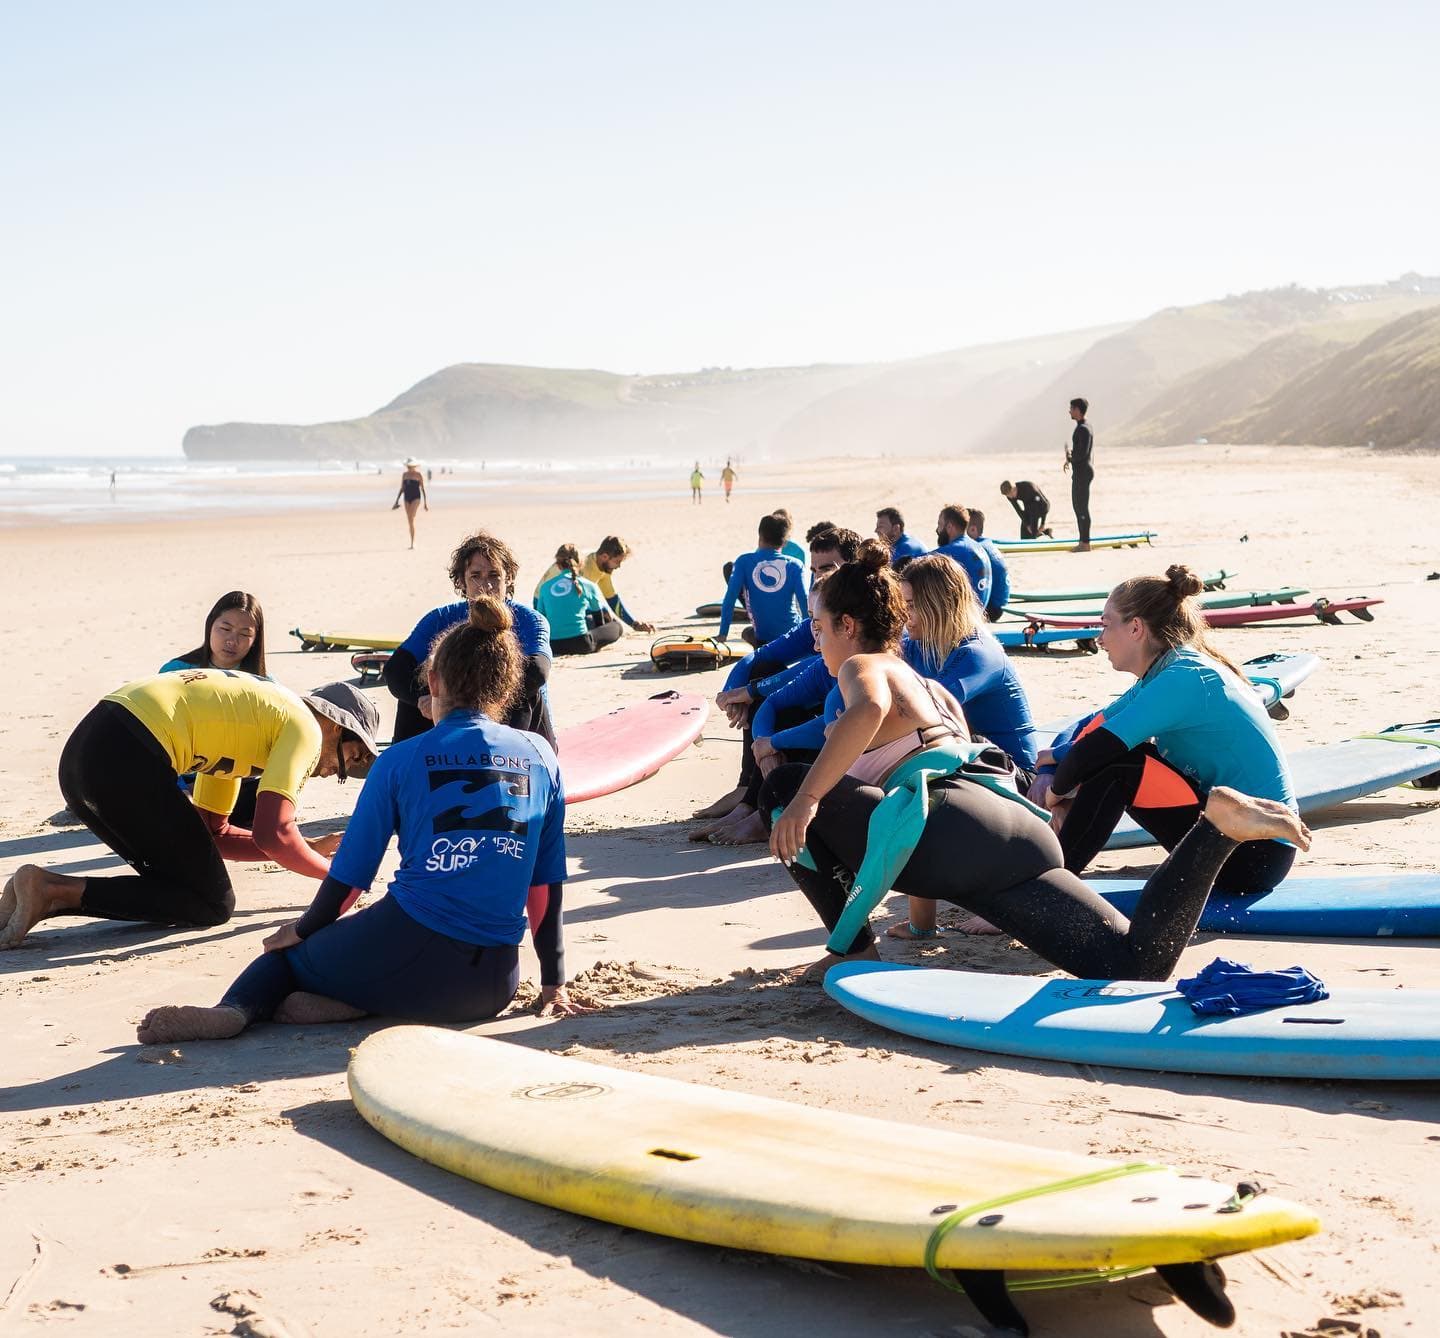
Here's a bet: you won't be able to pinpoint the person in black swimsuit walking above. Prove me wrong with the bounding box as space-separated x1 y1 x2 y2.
1064 397 1093 551
392 458 429 549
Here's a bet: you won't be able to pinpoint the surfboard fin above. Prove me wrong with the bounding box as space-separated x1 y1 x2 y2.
950 1270 1029 1335
1155 1261 1235 1327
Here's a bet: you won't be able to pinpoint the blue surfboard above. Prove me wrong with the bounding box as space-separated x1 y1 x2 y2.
825 962 1440 1080
994 625 1101 652
1091 873 1440 937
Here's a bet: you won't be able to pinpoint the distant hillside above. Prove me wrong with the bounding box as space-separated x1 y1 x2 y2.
183 274 1440 461
1215 306 1440 448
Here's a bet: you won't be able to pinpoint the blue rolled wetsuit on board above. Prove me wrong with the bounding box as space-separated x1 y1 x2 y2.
218 708 568 1023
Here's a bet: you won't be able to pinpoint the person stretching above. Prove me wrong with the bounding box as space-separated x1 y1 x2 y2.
759 542 1309 981
874 507 928 569
534 545 623 656
1036 565 1299 892
932 504 992 606
964 508 1011 620
718 512 807 645
2 676 378 949
136 598 584 1043
1000 480 1051 539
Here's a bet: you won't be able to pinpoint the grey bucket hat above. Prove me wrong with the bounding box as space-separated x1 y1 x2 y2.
303 681 382 759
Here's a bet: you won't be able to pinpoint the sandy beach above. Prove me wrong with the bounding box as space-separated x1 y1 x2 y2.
2 446 1438 1337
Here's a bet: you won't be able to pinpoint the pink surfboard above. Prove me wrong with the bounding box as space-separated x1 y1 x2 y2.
1024 597 1382 631
557 691 710 804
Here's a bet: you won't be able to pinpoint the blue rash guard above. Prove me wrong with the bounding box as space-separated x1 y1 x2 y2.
718 548 807 642
1091 647 1296 808
974 536 1011 617
329 708 567 945
933 536 992 605
781 538 808 566
722 620 818 692
889 533 929 566
399 599 551 708
901 633 1039 769
533 572 606 641
753 655 834 751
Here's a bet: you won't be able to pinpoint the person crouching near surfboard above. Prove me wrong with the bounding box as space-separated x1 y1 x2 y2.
760 542 1309 982
1032 565 1299 894
135 597 585 1044
1 675 379 950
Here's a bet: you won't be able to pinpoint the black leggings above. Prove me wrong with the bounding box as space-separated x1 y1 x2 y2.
1019 502 1049 539
1058 743 1295 893
1071 469 1092 544
57 702 235 927
759 764 1238 980
551 618 623 656
219 893 519 1024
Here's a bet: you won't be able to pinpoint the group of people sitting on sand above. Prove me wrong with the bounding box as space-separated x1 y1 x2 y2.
1 509 1308 1046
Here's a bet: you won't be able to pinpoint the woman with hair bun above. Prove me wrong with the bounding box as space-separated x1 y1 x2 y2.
137 596 584 1044
1036 564 1298 892
761 546 1309 980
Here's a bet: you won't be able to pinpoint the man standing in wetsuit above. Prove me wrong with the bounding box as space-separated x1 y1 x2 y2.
1064 397 1094 552
999 480 1051 539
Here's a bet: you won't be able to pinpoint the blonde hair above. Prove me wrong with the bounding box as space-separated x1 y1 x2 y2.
1109 565 1245 679
900 553 981 669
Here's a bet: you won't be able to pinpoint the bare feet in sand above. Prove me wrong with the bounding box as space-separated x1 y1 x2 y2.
709 809 767 846
0 865 85 949
693 785 746 820
790 942 881 983
689 802 757 842
136 1004 247 1045
273 992 366 1024
1204 787 1312 850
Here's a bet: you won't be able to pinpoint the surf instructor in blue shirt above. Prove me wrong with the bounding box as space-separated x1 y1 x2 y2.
718 512 807 644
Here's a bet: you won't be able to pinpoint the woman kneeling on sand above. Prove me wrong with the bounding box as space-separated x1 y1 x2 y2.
138 597 585 1044
1 674 377 950
761 542 1310 981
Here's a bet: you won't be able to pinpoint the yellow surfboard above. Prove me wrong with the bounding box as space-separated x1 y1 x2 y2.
290 628 402 651
348 1028 1318 1331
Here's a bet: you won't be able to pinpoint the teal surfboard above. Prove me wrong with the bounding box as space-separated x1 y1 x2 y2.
825 962 1440 1080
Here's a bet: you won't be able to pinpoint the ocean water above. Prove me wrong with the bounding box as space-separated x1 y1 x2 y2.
0 453 752 525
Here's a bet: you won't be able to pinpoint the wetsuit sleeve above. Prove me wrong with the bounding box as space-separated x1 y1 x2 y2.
531 770 568 884
716 556 747 640
1072 423 1093 470
397 607 444 662
773 715 829 753
1006 496 1025 522
327 752 399 890
754 656 814 701
294 875 364 938
752 657 829 736
382 648 423 705
527 883 566 986
1052 726 1130 795
934 637 1006 705
515 606 552 694
1046 709 1101 765
1102 668 1204 752
605 587 640 627
723 653 756 691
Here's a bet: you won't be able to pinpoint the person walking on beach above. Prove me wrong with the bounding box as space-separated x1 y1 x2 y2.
1063 398 1094 551
392 458 429 549
1000 480 1051 539
721 459 737 503
690 462 705 504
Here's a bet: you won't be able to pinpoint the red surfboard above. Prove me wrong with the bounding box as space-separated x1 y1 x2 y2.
557 691 710 804
1024 597 1382 630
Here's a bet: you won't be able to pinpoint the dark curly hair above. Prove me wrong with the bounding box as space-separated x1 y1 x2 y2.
813 539 907 649
448 530 520 598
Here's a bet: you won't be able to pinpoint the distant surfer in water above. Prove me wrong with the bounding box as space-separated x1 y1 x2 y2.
392 458 429 549
136 596 586 1044
759 543 1309 981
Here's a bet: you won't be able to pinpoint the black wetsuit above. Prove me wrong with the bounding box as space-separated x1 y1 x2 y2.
759 764 1241 980
1069 422 1093 544
551 613 624 656
1006 481 1050 539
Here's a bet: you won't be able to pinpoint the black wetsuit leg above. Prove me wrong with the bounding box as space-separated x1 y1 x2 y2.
220 894 519 1023
383 648 433 741
1058 743 1296 892
57 703 235 926
1071 469 1093 544
759 767 1240 979
550 632 595 655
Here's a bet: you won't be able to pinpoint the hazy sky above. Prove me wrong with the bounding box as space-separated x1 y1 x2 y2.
5 1 1438 455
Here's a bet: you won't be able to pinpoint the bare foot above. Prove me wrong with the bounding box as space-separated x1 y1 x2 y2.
885 921 941 940
273 991 367 1024
693 785 746 820
789 942 881 984
953 915 1002 936
1204 787 1312 850
709 809 767 846
0 865 85 949
136 1004 247 1045
1071 543 1092 553
689 803 755 842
